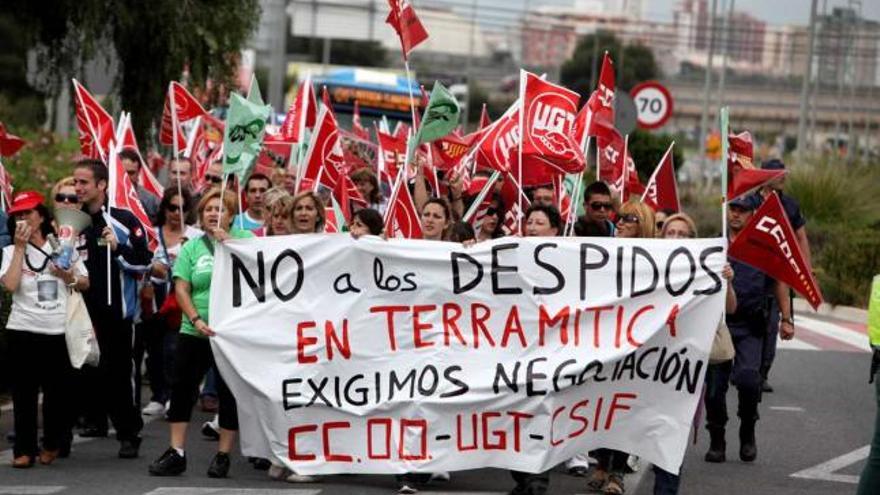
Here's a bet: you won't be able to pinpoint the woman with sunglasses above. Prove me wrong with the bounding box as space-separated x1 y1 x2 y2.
51 177 80 210
1 192 89 467
587 200 656 493
138 189 202 417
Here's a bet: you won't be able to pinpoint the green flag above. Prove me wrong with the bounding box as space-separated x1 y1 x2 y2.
222 92 270 184
415 81 460 145
247 73 263 105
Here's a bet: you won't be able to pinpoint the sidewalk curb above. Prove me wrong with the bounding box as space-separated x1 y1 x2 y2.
793 298 868 325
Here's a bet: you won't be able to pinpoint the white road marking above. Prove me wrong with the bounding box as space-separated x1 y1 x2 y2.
796 316 869 352
777 338 820 351
0 487 66 495
790 445 869 484
143 489 322 495
769 406 805 412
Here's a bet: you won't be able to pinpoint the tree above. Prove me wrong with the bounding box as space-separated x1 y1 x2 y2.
628 130 683 182
560 31 659 102
0 13 46 127
10 0 261 140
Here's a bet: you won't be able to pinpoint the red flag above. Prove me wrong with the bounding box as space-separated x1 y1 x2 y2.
595 121 625 183
332 173 362 224
0 123 26 157
299 107 345 191
521 71 585 175
641 143 680 212
384 175 423 239
121 117 165 200
729 193 823 309
324 207 341 233
479 104 491 130
160 82 208 151
321 86 334 114
386 0 429 60
377 129 407 183
0 159 14 209
109 146 159 251
431 134 470 170
727 131 785 199
280 75 318 142
476 107 519 174
352 100 370 140
72 79 115 159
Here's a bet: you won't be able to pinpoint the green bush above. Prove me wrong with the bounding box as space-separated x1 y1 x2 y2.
1 129 81 195
811 224 880 307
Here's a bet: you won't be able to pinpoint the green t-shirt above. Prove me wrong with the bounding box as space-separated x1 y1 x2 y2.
173 229 254 338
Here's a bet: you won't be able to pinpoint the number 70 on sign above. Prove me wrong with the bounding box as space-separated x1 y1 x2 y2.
631 81 674 130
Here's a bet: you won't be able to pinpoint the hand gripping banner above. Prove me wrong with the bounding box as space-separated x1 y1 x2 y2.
209 235 727 475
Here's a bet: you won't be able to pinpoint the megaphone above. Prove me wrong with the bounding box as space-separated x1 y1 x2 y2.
53 208 92 269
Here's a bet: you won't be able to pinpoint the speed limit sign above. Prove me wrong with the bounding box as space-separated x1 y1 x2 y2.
630 81 674 130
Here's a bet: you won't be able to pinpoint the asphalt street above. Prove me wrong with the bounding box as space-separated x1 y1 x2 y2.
0 313 873 495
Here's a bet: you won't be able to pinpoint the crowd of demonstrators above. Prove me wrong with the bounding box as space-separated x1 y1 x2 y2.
0 150 811 495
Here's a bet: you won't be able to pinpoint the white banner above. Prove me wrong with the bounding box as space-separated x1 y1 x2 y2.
210 234 726 475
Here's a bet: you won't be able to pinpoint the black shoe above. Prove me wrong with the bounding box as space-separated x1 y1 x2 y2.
252 457 272 470
118 437 142 459
79 426 108 438
704 428 726 463
739 423 757 462
201 421 220 440
149 447 187 476
761 380 774 393
207 452 231 478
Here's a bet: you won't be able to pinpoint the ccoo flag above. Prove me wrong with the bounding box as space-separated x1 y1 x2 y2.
222 92 271 184
415 81 460 145
729 192 823 309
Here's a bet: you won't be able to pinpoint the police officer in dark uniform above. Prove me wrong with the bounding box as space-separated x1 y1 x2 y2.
704 195 795 463
750 158 811 393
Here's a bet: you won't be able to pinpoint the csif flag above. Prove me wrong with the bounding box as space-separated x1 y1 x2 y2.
385 0 429 60
120 114 165 200
222 92 270 185
72 79 115 159
641 143 680 213
107 140 159 251
521 71 585 175
160 82 210 152
384 174 423 239
729 192 823 309
727 131 785 199
280 75 318 142
299 106 345 192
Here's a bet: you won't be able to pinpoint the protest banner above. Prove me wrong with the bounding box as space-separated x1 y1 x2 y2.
209 235 727 475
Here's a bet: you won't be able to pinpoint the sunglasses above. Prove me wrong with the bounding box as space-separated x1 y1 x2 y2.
617 214 640 224
165 203 185 212
204 175 223 184
55 193 78 204
590 202 614 211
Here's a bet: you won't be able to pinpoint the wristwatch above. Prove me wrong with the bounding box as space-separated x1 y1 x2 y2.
781 316 794 325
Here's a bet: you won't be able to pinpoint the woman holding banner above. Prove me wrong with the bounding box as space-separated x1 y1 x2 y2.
148 188 252 479
289 191 325 234
420 198 453 242
588 199 657 494
1 192 89 467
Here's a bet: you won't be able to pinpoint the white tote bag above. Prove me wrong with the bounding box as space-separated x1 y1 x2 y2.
65 289 100 369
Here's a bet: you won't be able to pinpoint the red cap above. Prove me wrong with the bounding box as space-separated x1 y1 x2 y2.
7 191 45 215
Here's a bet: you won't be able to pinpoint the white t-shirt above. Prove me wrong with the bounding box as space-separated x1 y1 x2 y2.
0 242 88 335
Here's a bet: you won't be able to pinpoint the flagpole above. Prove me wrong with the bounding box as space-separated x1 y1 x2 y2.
516 70 525 234
720 107 729 241
219 174 229 234
462 170 501 223
622 134 629 203
403 60 419 129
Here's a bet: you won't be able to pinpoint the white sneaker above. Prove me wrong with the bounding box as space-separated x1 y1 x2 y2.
285 472 319 483
141 401 166 416
398 485 418 494
429 471 450 483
